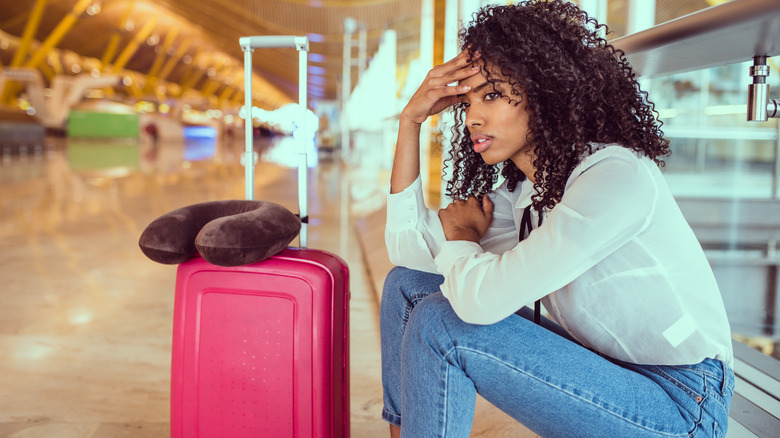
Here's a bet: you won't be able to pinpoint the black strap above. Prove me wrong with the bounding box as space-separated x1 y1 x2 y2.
519 205 543 325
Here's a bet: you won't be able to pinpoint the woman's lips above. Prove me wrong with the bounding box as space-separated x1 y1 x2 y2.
473 137 493 153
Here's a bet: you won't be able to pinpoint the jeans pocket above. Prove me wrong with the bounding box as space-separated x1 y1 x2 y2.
645 365 706 435
649 365 706 404
692 409 724 438
702 374 732 438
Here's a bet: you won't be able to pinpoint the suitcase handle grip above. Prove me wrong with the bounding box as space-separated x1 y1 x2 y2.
240 36 309 51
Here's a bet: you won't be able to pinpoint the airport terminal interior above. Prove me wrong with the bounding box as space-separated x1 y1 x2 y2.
1 0 779 437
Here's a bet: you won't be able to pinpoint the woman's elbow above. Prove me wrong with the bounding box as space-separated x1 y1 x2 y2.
387 251 405 267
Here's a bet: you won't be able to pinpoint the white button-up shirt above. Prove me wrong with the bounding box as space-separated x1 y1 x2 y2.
385 145 733 367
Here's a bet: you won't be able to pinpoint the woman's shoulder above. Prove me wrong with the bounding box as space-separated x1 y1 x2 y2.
585 142 643 160
577 143 650 171
566 143 655 187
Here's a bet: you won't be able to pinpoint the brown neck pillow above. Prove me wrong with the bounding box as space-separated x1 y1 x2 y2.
139 200 301 267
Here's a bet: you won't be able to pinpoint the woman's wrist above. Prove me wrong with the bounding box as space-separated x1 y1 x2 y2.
445 228 481 243
399 110 425 129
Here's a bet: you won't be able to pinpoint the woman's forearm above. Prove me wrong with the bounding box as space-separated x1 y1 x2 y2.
390 51 477 194
390 115 423 194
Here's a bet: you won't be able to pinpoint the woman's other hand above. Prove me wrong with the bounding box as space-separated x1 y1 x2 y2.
400 51 480 126
438 195 494 243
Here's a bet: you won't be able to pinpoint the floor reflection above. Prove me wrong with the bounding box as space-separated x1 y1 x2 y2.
0 134 389 437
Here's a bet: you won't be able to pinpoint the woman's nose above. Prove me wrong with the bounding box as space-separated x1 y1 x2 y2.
465 109 484 129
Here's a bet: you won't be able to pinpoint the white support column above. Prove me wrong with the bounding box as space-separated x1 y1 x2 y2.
359 23 367 76
460 0 480 27
420 0 434 198
578 0 608 32
440 0 461 207
627 0 656 34
342 18 356 163
626 0 656 94
774 119 780 199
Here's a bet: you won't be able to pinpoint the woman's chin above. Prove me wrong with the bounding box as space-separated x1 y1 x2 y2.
479 152 503 166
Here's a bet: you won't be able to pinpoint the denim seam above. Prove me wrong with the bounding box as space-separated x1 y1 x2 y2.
648 366 705 402
720 363 734 395
455 347 690 437
440 363 450 438
647 366 705 437
400 293 430 336
707 387 728 412
675 366 720 381
710 396 727 412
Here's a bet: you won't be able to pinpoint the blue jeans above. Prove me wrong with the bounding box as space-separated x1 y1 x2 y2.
380 267 734 438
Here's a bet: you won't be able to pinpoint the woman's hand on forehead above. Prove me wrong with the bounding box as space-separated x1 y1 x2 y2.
400 51 482 125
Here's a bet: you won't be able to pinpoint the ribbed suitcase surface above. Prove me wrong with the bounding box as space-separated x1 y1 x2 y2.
171 248 350 437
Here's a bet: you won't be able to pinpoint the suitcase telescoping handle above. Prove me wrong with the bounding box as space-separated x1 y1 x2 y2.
240 35 310 248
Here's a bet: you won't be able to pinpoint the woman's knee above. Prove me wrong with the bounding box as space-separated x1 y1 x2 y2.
382 267 444 305
382 266 415 296
406 293 459 339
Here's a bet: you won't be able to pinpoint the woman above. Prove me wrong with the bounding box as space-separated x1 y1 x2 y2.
381 1 734 437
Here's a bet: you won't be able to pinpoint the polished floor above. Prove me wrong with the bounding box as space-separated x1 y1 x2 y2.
0 136 537 437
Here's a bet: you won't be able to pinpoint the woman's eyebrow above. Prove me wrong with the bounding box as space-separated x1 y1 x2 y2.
457 81 491 98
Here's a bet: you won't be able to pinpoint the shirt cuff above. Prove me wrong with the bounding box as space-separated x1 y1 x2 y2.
386 175 426 231
434 240 484 273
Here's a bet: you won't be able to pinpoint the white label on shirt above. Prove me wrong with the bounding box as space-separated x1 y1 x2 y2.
662 313 696 348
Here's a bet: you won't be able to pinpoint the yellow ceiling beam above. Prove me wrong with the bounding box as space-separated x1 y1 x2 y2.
179 69 204 95
109 16 158 73
157 38 192 83
11 0 47 68
147 28 179 79
153 84 166 102
23 0 92 71
201 79 221 98
218 87 234 106
143 28 180 93
101 0 135 71
194 57 227 98
2 0 47 104
39 59 54 81
175 48 203 96
48 52 63 75
230 91 242 107
127 77 143 99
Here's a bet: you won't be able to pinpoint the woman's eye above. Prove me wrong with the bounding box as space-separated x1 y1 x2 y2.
484 92 500 101
457 102 470 109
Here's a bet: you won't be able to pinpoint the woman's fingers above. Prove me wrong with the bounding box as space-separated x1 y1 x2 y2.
429 58 480 86
481 195 494 222
444 49 480 69
438 195 492 242
402 51 480 123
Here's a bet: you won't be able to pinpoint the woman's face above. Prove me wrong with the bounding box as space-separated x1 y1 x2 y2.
457 65 534 169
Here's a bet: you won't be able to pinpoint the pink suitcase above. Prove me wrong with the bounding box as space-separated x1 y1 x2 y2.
170 36 350 437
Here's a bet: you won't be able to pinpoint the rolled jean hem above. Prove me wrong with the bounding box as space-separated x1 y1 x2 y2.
382 408 402 427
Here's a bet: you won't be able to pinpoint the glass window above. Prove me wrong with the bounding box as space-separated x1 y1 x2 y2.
605 0 731 38
652 62 780 199
601 0 780 358
644 54 780 361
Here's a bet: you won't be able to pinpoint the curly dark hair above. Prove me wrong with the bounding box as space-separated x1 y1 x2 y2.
445 0 670 211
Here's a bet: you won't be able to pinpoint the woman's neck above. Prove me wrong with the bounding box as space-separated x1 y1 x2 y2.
512 151 537 184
